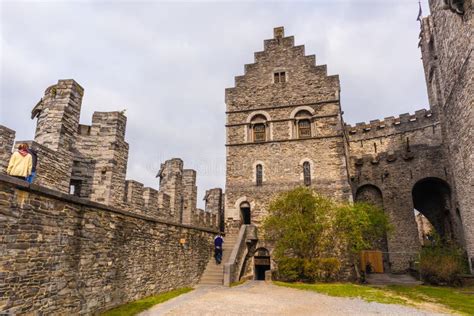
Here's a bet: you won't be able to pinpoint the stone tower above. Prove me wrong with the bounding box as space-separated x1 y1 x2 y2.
420 0 473 271
32 79 84 151
225 27 352 227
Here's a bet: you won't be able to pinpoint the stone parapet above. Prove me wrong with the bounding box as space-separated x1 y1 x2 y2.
0 175 216 315
344 109 438 141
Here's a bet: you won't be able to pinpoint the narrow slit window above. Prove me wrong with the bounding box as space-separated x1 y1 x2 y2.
303 162 311 186
274 71 286 83
256 164 263 186
254 123 266 142
298 120 311 138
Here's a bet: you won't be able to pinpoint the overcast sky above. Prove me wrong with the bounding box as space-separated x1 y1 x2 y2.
0 0 431 207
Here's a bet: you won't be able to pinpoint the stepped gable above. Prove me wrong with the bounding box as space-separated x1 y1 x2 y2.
344 109 438 141
225 26 340 112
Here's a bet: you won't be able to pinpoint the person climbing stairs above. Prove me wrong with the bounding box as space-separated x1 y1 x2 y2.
198 231 238 286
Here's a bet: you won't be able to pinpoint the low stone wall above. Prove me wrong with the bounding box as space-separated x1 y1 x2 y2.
0 175 216 315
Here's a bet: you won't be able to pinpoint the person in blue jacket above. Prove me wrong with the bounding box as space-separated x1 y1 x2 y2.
214 234 224 264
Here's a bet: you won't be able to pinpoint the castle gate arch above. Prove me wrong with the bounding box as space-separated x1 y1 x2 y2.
254 247 270 280
412 177 453 240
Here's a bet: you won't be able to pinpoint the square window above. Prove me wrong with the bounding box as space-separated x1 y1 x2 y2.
274 71 286 83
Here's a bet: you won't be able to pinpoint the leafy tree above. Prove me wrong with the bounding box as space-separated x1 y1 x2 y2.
262 187 391 281
334 201 391 255
262 187 334 260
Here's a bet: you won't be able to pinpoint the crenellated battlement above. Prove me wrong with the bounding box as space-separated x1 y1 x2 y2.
344 109 438 141
0 80 221 231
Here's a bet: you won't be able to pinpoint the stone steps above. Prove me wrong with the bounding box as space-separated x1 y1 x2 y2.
366 273 422 286
197 233 238 286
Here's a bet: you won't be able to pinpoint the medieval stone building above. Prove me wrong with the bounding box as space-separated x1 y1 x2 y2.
0 1 471 313
224 0 472 278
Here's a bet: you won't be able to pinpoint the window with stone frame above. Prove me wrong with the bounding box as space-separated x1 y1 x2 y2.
256 164 263 186
254 123 266 142
69 179 82 197
303 162 311 186
298 119 311 138
274 71 286 83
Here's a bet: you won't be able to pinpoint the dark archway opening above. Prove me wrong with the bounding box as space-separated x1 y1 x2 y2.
254 248 270 281
240 202 251 225
255 264 270 280
412 177 452 240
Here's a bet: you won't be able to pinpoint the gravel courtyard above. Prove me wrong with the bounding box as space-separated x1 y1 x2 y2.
140 281 448 316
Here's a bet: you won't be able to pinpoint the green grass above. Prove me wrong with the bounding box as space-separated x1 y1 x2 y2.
275 281 474 315
230 280 247 287
101 287 193 316
273 281 407 305
387 285 474 315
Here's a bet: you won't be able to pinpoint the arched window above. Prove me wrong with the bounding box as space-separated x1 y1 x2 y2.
250 114 268 142
298 120 311 138
295 110 312 139
303 161 311 186
254 124 266 142
256 164 263 186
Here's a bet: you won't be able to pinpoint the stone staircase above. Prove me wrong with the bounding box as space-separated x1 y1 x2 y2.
366 273 423 286
198 232 238 286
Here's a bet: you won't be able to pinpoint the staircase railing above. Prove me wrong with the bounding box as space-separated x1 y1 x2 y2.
223 224 256 286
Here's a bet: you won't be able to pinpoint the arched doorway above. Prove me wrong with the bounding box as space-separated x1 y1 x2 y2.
254 248 270 280
240 201 251 225
355 184 388 272
412 178 453 240
355 184 383 207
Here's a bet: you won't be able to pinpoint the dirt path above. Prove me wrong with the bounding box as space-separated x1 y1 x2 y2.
140 281 449 316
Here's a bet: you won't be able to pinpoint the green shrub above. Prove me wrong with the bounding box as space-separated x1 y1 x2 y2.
276 257 304 282
303 258 341 282
277 257 341 282
318 258 342 281
419 242 468 286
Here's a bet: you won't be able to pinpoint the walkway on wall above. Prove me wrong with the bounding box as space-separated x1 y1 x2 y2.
139 281 443 315
197 231 238 286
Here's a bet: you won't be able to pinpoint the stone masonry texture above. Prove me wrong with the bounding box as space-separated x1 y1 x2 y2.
419 0 473 271
225 21 473 274
0 78 221 314
0 126 15 174
0 176 215 315
225 27 352 231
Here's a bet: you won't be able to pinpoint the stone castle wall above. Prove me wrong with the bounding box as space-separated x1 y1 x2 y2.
0 175 215 315
0 79 224 313
344 109 464 271
420 0 473 271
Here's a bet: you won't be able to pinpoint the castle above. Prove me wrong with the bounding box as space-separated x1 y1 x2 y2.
0 0 471 314
224 0 472 277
